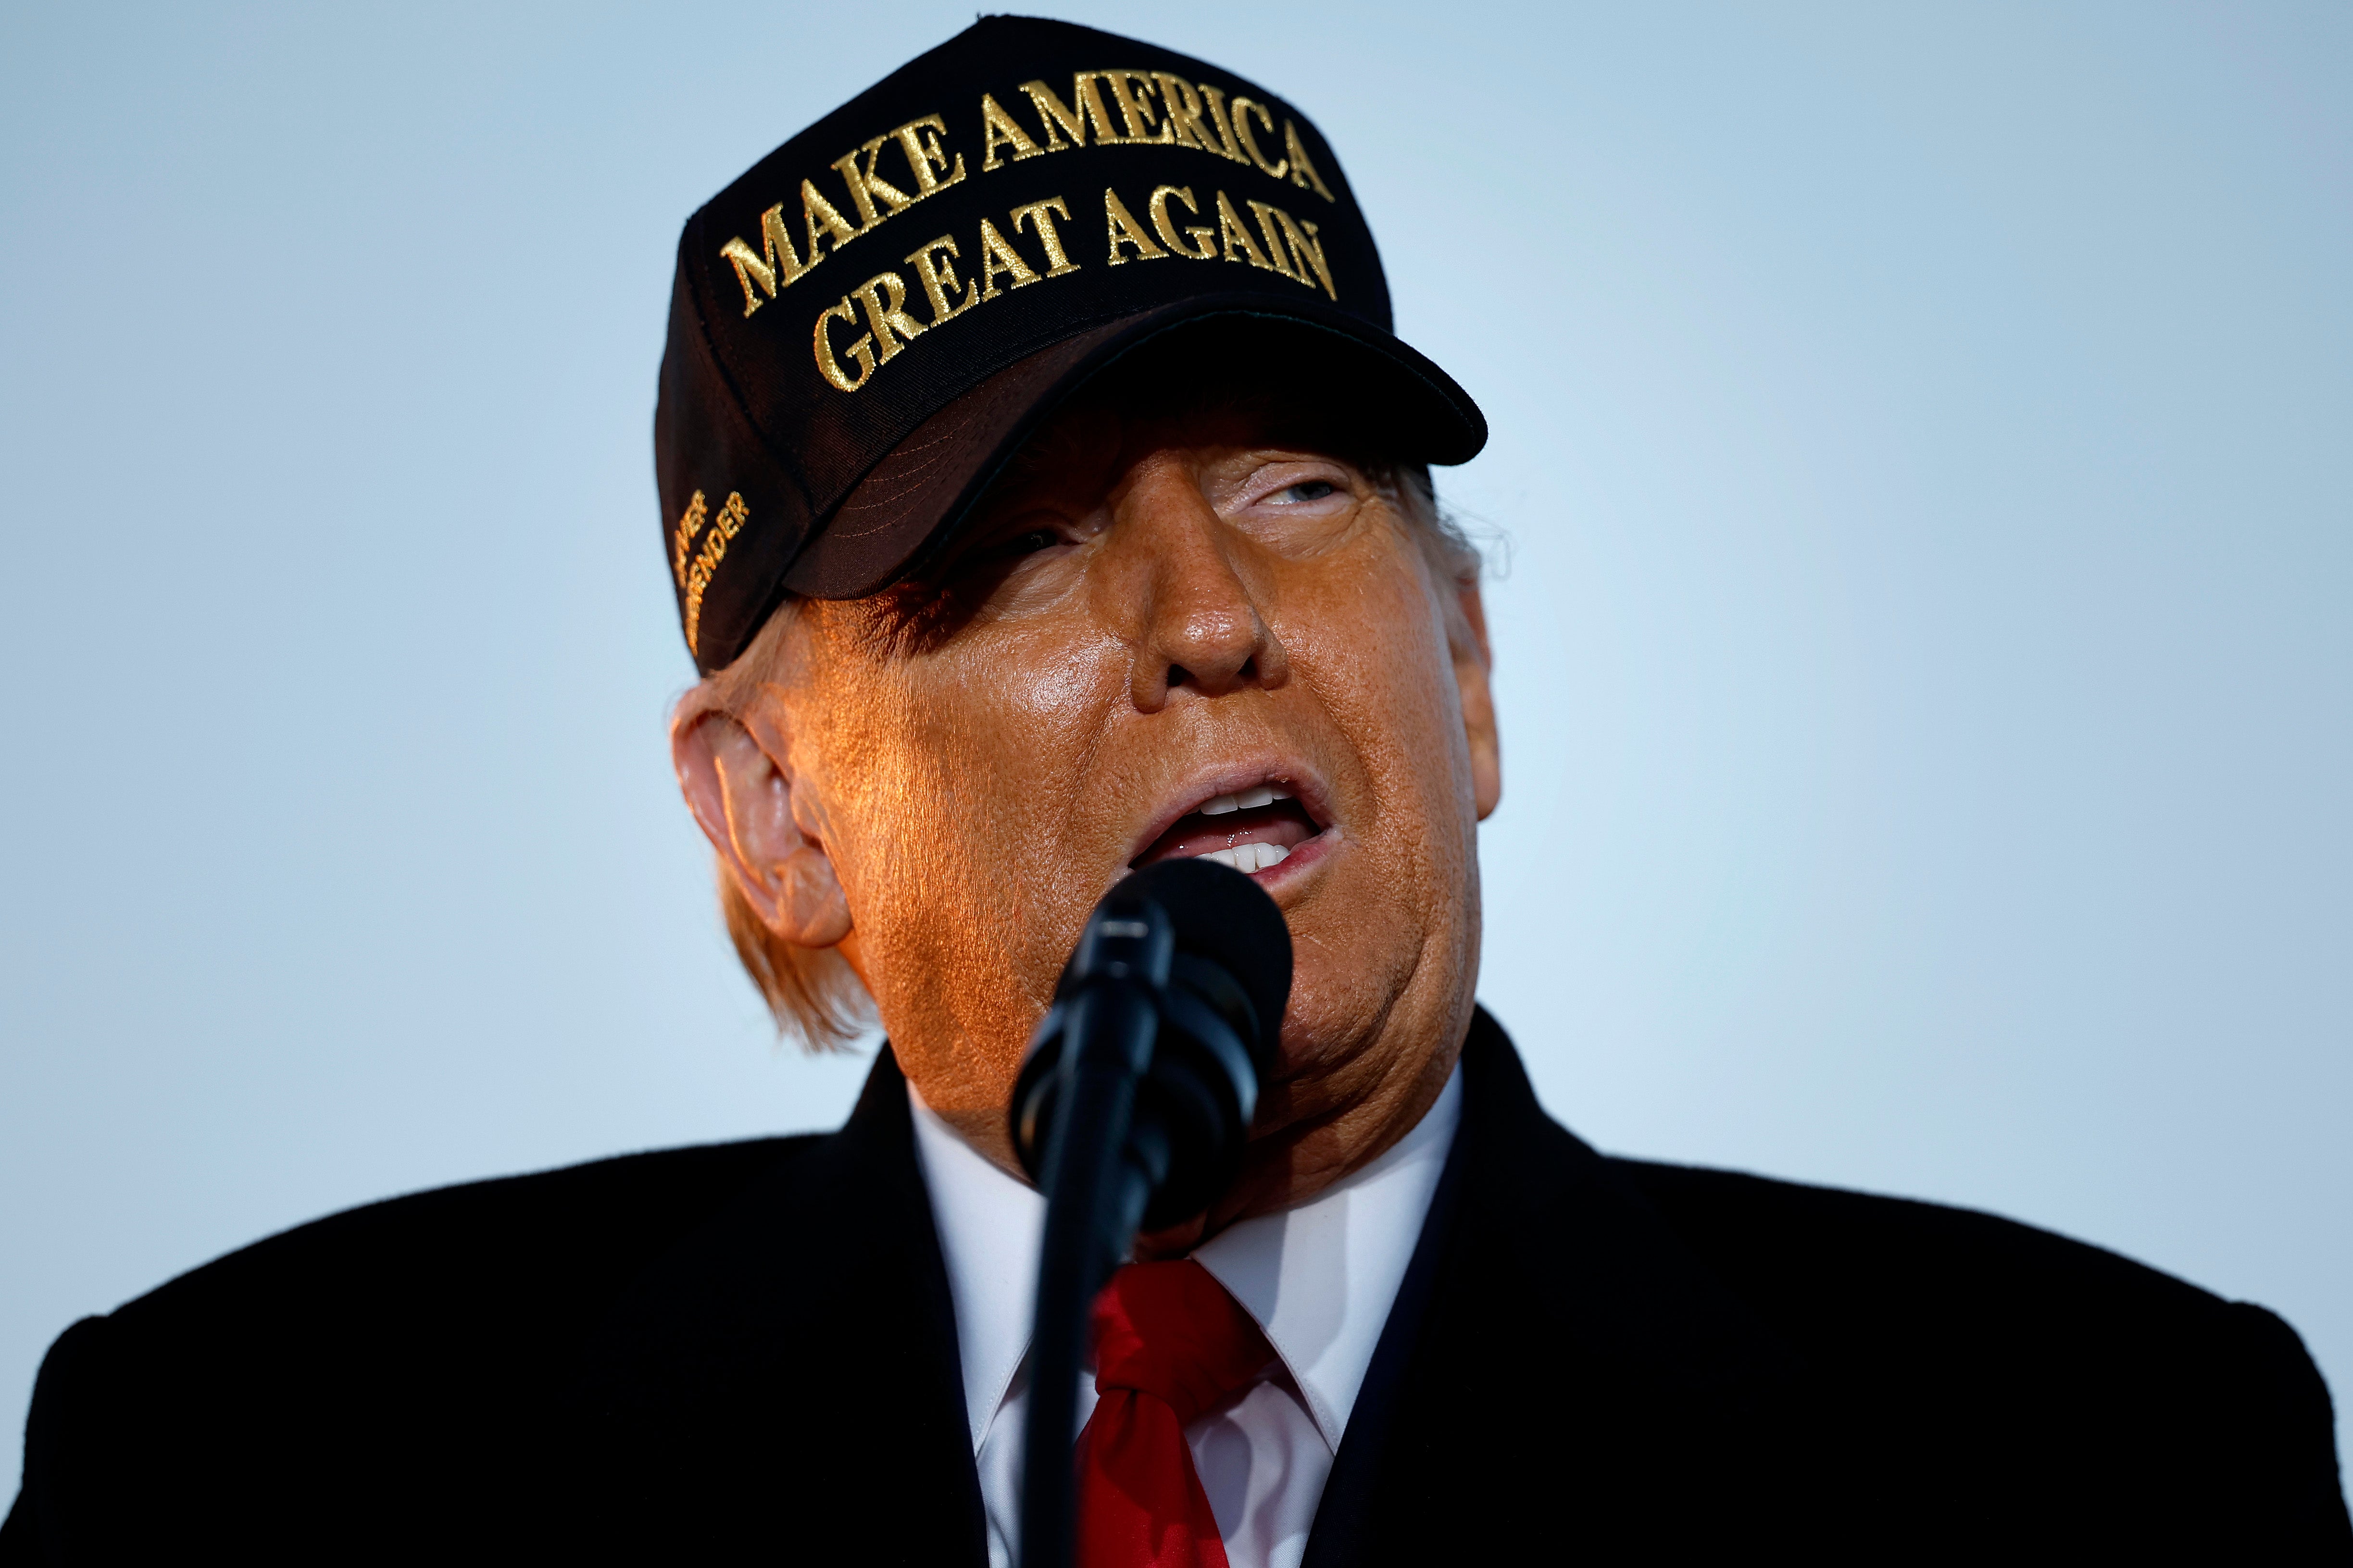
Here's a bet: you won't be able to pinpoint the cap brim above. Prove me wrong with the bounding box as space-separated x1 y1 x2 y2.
780 295 1485 600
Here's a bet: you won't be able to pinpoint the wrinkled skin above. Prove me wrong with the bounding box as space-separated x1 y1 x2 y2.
672 396 1501 1251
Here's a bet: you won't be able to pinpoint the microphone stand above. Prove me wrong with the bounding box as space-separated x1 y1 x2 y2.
1011 858 1288 1568
1020 978 1170 1568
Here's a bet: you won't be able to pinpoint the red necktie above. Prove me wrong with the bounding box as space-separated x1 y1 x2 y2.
1074 1260 1277 1568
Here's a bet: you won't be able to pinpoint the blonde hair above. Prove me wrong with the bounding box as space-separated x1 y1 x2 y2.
719 870 871 1051
701 465 1482 1050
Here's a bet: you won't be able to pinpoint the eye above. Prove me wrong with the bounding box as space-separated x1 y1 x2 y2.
1276 480 1337 504
956 525 1064 572
1002 526 1063 555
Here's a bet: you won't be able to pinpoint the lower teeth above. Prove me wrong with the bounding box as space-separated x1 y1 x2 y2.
1199 841 1291 873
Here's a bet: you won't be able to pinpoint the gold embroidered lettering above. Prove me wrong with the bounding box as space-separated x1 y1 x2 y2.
1018 79 1086 149
671 490 709 587
682 491 747 658
1262 206 1335 299
798 179 861 264
719 209 792 318
1151 74 1219 155
1281 121 1336 201
1099 69 1175 143
1018 75 1126 149
979 92 1046 169
976 218 1040 299
905 234 978 324
727 106 976 311
717 183 864 316
831 139 916 229
888 114 967 198
848 270 926 365
1197 85 1247 163
1104 188 1167 263
1149 184 1218 260
1229 98 1287 179
814 298 875 391
1244 199 1302 282
1071 75 1127 143
1010 196 1080 277
1214 189 1275 269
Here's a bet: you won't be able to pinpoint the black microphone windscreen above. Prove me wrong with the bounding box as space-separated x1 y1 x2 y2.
1118 858 1292 1058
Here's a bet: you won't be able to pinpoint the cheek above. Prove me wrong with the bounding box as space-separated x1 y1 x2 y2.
813 623 1125 1115
1291 544 1472 850
1270 550 1477 1063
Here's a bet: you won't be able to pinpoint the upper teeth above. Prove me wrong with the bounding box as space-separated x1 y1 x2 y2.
1197 784 1292 817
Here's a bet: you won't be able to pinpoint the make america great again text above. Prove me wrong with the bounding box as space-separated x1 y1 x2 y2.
717 68 1341 393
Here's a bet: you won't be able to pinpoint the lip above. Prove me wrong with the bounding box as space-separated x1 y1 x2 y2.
1122 756 1340 890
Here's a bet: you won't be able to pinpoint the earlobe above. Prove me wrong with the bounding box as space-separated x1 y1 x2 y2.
671 709 854 950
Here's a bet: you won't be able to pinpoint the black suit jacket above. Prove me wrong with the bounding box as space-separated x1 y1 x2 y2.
6 1009 2347 1562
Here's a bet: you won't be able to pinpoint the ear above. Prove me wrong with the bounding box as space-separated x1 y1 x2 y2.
671 707 853 949
1452 579 1502 821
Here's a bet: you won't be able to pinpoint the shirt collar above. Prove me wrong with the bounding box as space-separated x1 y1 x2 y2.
908 1062 1464 1454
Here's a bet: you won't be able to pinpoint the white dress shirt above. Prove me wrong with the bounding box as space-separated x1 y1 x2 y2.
908 1067 1463 1568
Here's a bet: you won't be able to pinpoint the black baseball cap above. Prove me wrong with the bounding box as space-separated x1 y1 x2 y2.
656 14 1487 674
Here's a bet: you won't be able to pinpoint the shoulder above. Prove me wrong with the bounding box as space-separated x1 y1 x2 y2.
109 1132 823 1347
1603 1157 2349 1547
1602 1153 2303 1383
1606 1154 2222 1329
11 1135 830 1556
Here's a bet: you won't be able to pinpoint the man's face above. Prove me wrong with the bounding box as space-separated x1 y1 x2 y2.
699 389 1500 1221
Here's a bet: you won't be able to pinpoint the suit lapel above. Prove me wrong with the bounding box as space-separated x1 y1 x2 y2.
1304 1009 1827 1562
560 1046 985 1564
557 1017 1829 1561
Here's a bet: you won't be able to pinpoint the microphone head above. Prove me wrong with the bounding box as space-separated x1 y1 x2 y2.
1013 858 1295 1219
1112 857 1293 1067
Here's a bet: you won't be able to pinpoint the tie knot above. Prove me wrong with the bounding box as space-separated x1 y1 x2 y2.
1089 1260 1275 1426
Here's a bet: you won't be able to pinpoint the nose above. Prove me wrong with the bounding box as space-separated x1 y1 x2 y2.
1096 458 1290 712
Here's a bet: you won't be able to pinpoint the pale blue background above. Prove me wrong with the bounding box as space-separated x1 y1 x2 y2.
3 1 2347 1495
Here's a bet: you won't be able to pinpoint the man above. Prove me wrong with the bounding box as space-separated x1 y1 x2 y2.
6 16 2347 1565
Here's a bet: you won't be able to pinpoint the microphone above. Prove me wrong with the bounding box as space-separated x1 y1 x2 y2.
1011 856 1292 1568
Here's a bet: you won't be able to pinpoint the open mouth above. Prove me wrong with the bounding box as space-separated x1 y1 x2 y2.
1131 783 1328 875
